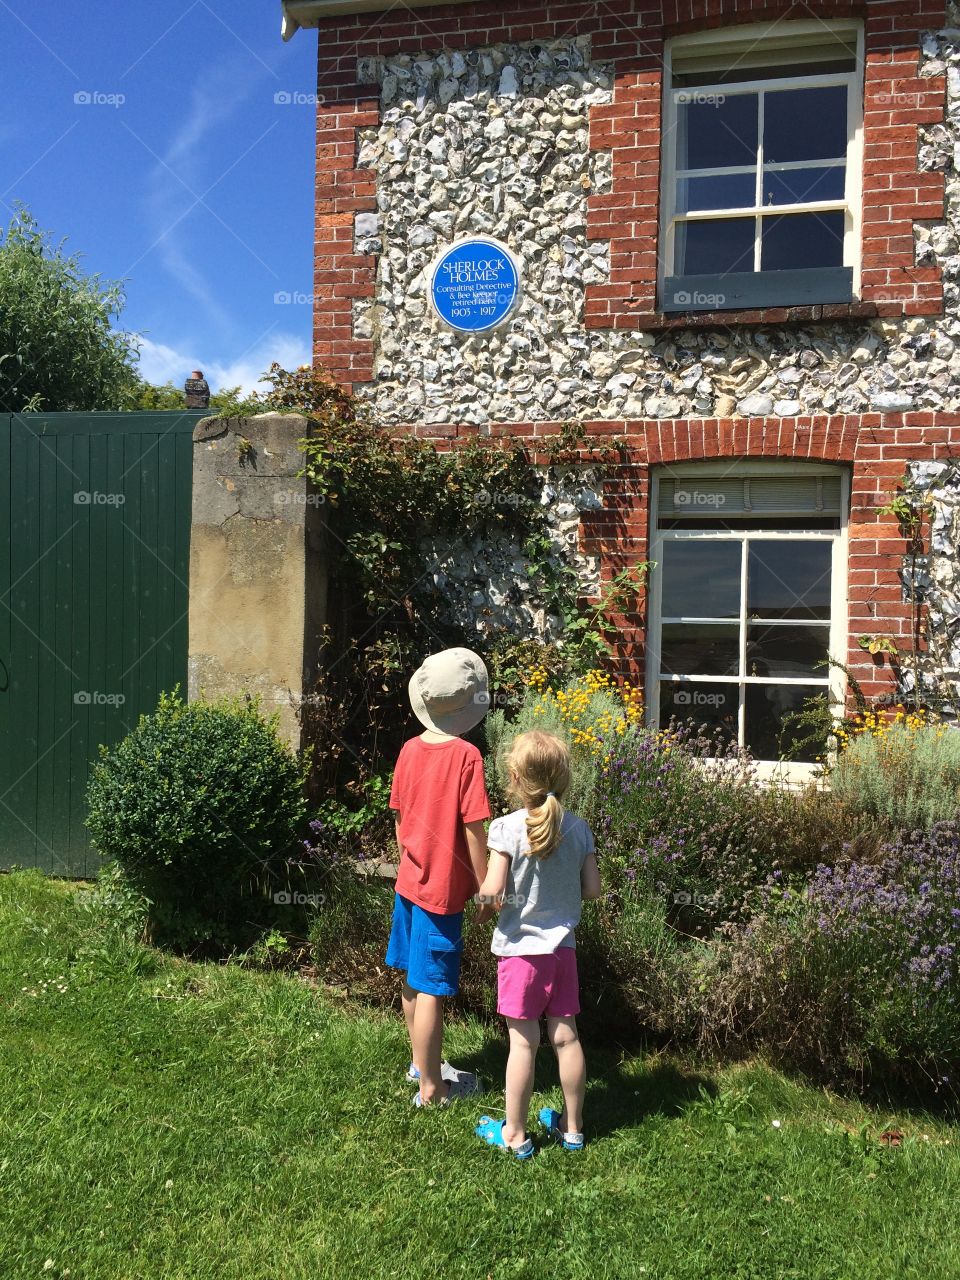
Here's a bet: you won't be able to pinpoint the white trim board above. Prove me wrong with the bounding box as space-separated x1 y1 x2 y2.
281 0 476 38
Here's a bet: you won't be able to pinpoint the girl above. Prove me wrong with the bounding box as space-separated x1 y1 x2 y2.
474 730 601 1159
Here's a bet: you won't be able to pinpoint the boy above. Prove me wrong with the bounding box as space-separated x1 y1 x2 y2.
386 647 492 1105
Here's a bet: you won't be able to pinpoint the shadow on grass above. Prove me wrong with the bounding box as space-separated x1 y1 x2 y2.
450 1033 713 1139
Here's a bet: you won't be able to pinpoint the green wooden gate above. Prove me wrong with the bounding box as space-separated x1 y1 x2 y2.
0 411 203 877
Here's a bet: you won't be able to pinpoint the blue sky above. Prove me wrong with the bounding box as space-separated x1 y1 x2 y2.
1 2 318 395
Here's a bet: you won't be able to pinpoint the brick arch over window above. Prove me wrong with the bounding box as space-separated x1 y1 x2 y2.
569 411 960 698
587 0 947 330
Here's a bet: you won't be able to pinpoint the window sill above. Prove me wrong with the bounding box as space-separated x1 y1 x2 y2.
586 300 880 331
661 267 855 314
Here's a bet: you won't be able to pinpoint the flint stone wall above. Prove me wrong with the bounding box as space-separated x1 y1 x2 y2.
351 28 960 428
902 458 960 710
422 465 604 641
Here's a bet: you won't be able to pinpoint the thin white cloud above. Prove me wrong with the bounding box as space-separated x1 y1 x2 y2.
138 52 271 333
135 332 311 398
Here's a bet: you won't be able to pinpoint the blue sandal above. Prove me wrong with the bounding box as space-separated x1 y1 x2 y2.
539 1107 585 1151
475 1115 535 1160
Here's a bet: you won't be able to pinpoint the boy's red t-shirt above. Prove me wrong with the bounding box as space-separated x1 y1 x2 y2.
389 735 491 915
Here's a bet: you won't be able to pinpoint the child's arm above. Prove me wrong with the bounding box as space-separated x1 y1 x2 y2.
464 819 489 895
476 848 509 905
475 848 509 925
581 853 601 901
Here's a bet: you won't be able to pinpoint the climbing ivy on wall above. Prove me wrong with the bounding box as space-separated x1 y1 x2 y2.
231 362 630 801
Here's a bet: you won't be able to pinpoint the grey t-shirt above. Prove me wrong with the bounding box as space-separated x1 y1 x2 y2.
488 808 596 957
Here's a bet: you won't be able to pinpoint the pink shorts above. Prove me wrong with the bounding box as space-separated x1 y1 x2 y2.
497 948 580 1021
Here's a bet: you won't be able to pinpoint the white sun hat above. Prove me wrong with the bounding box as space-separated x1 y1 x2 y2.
408 647 491 737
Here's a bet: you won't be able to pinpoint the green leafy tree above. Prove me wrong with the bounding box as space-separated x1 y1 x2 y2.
127 380 185 410
0 207 140 412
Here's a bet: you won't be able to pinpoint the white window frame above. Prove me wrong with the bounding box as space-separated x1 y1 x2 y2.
645 460 850 783
660 19 865 301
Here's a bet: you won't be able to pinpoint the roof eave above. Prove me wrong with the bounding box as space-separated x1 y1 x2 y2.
281 0 476 38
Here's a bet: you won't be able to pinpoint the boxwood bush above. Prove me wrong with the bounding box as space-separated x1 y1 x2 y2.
86 690 308 952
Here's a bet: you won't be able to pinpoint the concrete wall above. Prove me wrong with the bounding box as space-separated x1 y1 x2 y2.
188 413 327 750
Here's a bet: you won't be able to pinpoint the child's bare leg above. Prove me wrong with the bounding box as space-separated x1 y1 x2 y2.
504 1018 540 1147
547 1016 585 1134
412 992 447 1103
402 982 418 1064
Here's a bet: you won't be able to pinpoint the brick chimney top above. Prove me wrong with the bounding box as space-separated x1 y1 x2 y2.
185 371 210 409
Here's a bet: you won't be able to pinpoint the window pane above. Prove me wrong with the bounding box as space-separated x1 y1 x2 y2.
745 684 830 762
746 623 830 678
677 93 759 170
661 623 740 676
661 541 742 619
677 172 756 213
660 681 739 743
762 165 846 206
763 86 848 163
675 217 756 275
747 541 832 621
760 211 845 270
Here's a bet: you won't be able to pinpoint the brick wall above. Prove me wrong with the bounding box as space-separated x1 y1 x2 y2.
311 0 947 383
408 410 960 702
304 3 959 715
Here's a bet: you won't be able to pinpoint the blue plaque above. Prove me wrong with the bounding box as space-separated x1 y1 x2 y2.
429 238 521 333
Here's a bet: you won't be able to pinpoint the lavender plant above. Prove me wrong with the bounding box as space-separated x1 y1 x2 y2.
721 818 960 1084
830 721 960 831
594 723 786 934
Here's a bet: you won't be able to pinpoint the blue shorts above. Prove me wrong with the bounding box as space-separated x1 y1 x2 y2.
385 893 464 997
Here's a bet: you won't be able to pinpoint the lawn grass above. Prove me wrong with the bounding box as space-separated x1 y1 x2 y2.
2 869 960 1280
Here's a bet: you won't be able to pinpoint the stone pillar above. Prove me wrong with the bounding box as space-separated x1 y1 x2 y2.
187 413 327 751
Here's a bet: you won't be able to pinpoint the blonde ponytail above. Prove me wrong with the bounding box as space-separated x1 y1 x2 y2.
504 731 571 861
525 793 564 860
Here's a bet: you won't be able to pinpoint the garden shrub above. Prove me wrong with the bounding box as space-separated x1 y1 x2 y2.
594 723 789 934
485 667 643 820
830 711 960 830
86 690 308 953
704 818 960 1089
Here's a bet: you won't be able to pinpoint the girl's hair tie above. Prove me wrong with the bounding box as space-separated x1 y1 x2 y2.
546 791 556 798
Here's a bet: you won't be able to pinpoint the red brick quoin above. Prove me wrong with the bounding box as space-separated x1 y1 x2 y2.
413 411 960 704
310 0 947 387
